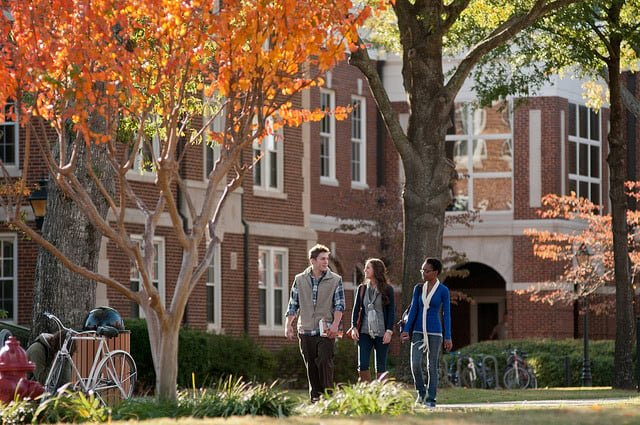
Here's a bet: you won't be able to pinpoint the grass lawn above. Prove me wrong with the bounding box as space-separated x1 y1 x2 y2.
110 403 640 425
111 387 640 425
436 386 639 404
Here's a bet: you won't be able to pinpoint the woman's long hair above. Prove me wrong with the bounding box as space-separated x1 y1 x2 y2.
364 258 391 306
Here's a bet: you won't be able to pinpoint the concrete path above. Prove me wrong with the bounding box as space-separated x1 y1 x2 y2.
436 398 636 409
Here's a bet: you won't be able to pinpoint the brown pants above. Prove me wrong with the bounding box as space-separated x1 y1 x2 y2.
299 334 335 401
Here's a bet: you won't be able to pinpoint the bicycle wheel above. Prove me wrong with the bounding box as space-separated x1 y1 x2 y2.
460 366 478 388
91 351 137 405
482 367 497 389
44 355 67 394
503 366 530 389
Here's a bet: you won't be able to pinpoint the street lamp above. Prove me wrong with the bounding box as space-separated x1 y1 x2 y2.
28 178 48 230
576 246 593 387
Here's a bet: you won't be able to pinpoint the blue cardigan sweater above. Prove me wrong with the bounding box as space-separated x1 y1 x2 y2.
402 281 452 339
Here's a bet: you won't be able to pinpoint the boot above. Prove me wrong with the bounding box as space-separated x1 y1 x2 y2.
358 370 371 382
376 371 389 381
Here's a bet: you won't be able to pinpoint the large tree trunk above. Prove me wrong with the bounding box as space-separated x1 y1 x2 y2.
606 25 636 390
30 135 114 339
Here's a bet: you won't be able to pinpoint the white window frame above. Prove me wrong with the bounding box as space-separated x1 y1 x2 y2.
0 102 20 174
568 103 602 207
206 243 222 332
127 117 161 183
0 234 17 322
320 89 337 185
446 102 514 212
258 246 289 336
203 95 224 179
130 236 165 319
253 117 284 196
350 95 367 188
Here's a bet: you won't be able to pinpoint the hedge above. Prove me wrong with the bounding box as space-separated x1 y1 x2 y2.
124 319 275 392
450 338 633 388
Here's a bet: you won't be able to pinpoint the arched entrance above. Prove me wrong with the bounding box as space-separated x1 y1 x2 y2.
444 262 507 348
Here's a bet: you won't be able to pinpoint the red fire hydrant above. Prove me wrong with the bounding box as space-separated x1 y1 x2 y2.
0 336 44 404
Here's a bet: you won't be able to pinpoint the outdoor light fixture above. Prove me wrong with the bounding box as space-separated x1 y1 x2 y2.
28 178 48 230
576 245 593 387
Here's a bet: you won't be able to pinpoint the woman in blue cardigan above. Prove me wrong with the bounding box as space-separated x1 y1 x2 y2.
347 258 395 381
400 257 452 408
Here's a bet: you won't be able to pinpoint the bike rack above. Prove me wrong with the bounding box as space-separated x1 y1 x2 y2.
481 355 500 389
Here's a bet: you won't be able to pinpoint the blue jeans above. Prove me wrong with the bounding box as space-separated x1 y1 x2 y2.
357 333 390 373
410 332 442 404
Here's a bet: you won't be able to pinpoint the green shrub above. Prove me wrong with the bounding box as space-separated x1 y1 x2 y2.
35 391 109 423
124 319 276 391
0 398 37 425
448 338 629 388
302 379 414 416
112 376 296 419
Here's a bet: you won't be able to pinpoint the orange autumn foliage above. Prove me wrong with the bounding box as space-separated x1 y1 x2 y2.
1 0 370 143
522 191 640 314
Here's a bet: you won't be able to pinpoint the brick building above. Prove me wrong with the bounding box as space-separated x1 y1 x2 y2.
1 54 635 354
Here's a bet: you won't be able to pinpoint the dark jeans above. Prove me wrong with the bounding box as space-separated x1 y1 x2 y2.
410 332 442 404
299 334 335 401
357 333 390 373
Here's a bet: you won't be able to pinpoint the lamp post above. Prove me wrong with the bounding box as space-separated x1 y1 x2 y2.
28 178 48 230
576 247 593 387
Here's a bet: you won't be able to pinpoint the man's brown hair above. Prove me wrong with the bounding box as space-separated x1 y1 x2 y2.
308 244 330 260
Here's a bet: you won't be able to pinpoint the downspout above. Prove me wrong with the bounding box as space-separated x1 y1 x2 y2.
375 59 386 187
241 152 250 334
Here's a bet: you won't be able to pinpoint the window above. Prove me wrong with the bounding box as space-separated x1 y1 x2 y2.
258 246 288 333
568 103 601 206
320 89 336 183
130 237 165 319
204 95 224 178
0 102 18 166
253 117 283 192
445 101 513 212
129 116 162 175
351 96 367 187
0 235 16 322
206 244 221 331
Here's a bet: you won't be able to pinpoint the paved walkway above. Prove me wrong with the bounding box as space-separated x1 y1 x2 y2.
437 398 636 409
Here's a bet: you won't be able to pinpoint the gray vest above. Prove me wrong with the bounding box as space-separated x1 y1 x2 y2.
295 267 341 332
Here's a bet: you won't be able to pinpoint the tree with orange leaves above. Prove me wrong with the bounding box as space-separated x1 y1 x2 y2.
523 190 640 315
0 0 370 400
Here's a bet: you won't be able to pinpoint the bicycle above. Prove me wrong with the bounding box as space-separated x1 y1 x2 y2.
502 348 536 389
42 312 137 406
459 353 497 389
439 351 462 387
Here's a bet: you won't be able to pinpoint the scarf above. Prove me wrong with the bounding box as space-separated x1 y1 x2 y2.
419 280 440 352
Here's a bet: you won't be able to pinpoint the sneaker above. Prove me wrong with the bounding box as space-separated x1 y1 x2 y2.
426 401 436 408
415 395 426 407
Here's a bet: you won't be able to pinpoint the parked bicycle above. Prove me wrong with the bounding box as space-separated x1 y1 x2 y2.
502 348 537 389
439 351 462 388
459 353 497 389
42 312 137 405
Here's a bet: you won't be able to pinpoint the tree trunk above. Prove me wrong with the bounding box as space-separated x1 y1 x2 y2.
153 317 180 401
606 29 636 390
30 136 114 339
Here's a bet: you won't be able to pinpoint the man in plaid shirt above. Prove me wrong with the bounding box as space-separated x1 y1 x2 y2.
286 244 345 401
